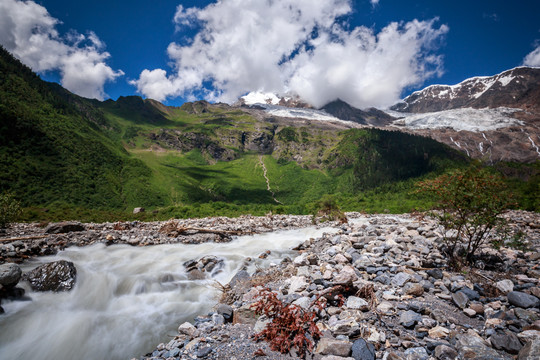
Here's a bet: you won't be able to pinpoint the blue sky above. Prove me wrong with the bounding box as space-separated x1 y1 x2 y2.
1 0 539 107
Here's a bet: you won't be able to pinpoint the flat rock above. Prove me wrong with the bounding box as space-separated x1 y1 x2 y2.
391 272 411 287
404 347 429 360
288 276 308 293
22 260 77 292
399 310 422 328
428 326 450 339
44 221 85 234
452 291 470 309
508 291 540 309
315 338 352 357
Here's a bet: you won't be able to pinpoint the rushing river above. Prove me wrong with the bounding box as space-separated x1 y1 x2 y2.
0 226 337 360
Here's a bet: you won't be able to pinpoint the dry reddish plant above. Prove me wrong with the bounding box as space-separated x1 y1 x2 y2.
253 289 322 358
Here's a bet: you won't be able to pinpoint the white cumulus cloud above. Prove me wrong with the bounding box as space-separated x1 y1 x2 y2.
523 45 540 67
0 0 123 100
131 0 448 108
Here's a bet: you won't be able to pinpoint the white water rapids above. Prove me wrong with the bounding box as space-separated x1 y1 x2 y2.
0 226 337 360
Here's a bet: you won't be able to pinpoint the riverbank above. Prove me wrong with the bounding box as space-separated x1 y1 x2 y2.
1 211 540 359
136 211 540 360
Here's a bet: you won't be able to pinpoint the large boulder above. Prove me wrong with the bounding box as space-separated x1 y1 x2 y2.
44 222 85 234
23 260 77 291
0 263 22 288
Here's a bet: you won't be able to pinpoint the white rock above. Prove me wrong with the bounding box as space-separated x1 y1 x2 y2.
495 279 514 294
288 276 308 293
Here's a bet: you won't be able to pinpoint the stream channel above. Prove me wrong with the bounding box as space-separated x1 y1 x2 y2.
0 226 337 360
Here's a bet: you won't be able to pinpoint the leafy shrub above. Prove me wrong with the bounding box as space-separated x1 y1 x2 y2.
312 195 347 224
253 289 322 358
0 192 21 228
416 167 514 265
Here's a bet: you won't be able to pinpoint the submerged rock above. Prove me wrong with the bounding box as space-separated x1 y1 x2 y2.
23 260 77 292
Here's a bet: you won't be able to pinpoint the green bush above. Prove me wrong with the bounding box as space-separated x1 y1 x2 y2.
416 167 514 265
0 192 21 228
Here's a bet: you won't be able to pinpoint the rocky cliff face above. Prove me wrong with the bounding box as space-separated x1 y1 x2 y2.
386 67 540 163
391 67 540 113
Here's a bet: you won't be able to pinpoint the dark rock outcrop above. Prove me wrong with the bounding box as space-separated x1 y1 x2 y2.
44 222 85 234
23 260 77 292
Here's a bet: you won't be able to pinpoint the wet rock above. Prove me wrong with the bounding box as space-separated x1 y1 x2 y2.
44 222 85 234
23 260 77 292
490 331 523 354
434 344 458 360
315 338 352 357
187 270 206 280
518 339 540 360
229 270 250 288
400 310 422 328
508 291 540 309
0 263 22 288
351 338 375 360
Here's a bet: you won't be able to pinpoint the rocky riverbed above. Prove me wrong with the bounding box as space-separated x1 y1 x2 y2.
1 211 540 360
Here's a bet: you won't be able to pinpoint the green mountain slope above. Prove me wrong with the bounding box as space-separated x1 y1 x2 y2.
0 46 473 220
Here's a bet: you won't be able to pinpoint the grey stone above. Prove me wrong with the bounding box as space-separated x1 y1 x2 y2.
228 270 250 288
254 315 271 333
426 268 443 280
456 330 512 360
508 292 540 309
490 332 523 354
22 260 77 292
434 344 458 360
518 339 540 360
333 266 358 286
288 276 308 293
399 310 422 328
292 296 312 310
459 288 480 301
44 222 85 234
0 263 22 288
347 296 370 311
178 322 198 338
215 303 233 321
404 347 429 360
211 313 225 326
452 291 469 309
351 338 375 360
187 269 206 280
391 272 411 287
196 346 212 358
315 338 352 357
